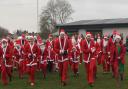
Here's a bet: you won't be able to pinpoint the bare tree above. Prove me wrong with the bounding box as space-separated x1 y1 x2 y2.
40 0 74 37
0 26 9 38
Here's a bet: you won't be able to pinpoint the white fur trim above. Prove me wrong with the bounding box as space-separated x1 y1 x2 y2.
115 35 121 40
2 39 7 42
86 34 91 37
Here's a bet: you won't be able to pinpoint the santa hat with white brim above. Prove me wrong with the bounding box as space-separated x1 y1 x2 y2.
86 32 91 37
115 34 121 40
59 29 65 35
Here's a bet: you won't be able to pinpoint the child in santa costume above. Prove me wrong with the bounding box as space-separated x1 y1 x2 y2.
25 36 39 86
77 34 83 64
13 41 25 79
113 33 126 80
0 39 13 85
54 29 70 86
82 32 96 87
44 34 56 72
70 33 80 77
101 34 110 73
95 34 102 65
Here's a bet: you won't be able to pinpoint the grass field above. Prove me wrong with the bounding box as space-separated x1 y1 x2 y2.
0 55 128 89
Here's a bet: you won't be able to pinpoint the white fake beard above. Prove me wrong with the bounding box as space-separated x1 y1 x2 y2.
103 40 108 47
72 38 77 46
2 44 7 48
97 38 101 44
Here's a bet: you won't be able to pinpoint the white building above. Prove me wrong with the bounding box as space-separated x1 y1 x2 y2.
56 18 128 43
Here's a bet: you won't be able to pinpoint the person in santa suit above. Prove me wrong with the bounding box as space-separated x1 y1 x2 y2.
44 34 55 72
113 33 126 80
38 43 47 79
0 39 13 85
17 34 29 74
82 32 96 87
108 30 117 77
69 33 80 77
101 34 110 73
13 41 25 79
95 34 102 65
25 36 39 86
77 34 83 64
54 29 70 86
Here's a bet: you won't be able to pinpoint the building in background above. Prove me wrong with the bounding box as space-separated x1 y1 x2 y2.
56 18 128 43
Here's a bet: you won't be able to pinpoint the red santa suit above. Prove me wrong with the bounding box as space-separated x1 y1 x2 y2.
95 34 102 65
82 32 96 85
44 34 56 72
13 42 25 79
25 37 39 85
101 35 110 73
38 44 47 79
108 30 117 76
77 35 83 64
0 39 12 85
70 37 80 76
16 35 29 74
54 29 70 85
113 34 126 78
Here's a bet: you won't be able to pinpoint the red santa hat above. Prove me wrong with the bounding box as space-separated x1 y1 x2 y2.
104 34 108 39
28 36 34 41
97 34 100 39
115 33 121 40
14 40 20 46
86 32 91 37
37 35 43 45
59 29 65 35
112 29 117 35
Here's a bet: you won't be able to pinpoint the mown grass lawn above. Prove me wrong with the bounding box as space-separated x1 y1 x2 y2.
0 54 128 89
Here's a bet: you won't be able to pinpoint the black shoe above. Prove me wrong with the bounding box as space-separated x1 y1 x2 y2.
89 83 94 87
9 77 12 82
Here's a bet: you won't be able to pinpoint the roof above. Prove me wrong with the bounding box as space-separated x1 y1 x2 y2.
57 18 128 27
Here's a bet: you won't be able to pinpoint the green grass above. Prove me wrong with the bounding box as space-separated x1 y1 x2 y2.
0 55 128 89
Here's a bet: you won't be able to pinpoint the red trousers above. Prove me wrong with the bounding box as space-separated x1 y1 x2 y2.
71 62 79 74
79 53 83 64
97 53 102 65
101 54 110 72
18 61 24 78
84 59 96 84
113 61 118 78
40 63 47 78
37 61 40 71
1 65 12 85
58 60 69 82
26 65 36 83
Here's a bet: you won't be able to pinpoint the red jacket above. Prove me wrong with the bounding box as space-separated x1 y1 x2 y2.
54 37 70 62
44 39 56 61
24 43 39 66
13 46 24 63
95 39 102 55
113 44 126 64
82 39 96 63
0 45 12 67
101 39 109 54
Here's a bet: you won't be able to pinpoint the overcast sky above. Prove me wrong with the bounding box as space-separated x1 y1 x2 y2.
0 0 128 33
